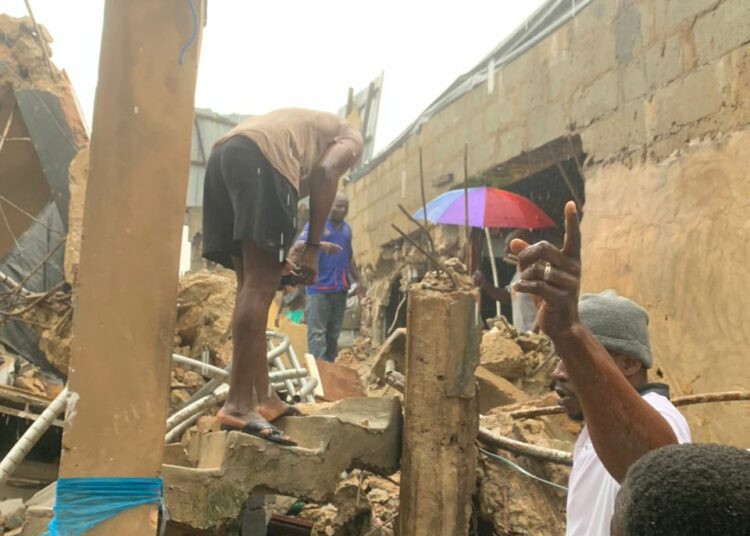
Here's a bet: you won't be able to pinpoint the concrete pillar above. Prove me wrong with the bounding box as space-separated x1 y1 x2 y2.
58 1 203 534
398 283 480 535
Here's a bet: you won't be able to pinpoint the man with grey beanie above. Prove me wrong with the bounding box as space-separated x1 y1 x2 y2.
510 202 691 536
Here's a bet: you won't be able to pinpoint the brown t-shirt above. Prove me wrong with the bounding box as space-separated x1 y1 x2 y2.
215 108 360 192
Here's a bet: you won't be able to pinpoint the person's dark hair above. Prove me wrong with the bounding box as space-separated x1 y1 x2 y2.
617 443 750 536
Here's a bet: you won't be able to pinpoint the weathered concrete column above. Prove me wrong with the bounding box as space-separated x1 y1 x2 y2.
398 280 480 535
58 1 203 534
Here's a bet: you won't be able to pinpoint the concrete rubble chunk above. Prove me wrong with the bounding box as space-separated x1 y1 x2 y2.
163 396 402 529
475 365 528 413
480 326 533 379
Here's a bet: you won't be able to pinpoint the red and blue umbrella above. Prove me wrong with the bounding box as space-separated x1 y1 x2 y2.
412 186 555 229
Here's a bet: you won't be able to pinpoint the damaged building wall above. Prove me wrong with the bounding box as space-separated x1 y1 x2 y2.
581 131 750 446
347 0 750 444
0 15 89 373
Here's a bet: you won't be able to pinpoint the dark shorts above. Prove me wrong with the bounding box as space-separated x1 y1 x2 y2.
202 136 299 270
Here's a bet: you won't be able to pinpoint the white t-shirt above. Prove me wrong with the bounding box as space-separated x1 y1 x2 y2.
565 392 692 536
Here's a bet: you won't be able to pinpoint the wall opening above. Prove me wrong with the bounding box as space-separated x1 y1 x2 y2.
477 136 586 325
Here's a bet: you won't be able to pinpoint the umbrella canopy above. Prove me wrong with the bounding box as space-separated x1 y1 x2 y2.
412 186 555 229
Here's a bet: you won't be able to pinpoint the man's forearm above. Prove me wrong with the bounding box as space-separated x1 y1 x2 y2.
553 323 677 482
482 284 510 304
306 168 338 245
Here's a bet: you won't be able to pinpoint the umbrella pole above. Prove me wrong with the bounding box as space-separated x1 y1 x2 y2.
484 228 502 318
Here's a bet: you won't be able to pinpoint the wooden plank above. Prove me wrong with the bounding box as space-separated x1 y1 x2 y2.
0 404 63 427
314 360 365 401
0 384 53 407
57 1 203 534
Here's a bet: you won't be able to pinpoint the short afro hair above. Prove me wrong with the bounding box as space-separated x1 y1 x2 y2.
617 443 750 536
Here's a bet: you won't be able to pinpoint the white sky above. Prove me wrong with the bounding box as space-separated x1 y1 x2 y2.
4 0 546 153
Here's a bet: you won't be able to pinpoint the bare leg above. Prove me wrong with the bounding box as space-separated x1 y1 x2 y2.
216 240 292 442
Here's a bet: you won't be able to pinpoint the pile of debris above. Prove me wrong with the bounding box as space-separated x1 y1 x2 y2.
297 471 399 536
291 310 576 535
0 13 88 379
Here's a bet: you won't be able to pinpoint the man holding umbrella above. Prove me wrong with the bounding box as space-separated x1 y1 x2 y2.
413 186 554 331
473 228 538 333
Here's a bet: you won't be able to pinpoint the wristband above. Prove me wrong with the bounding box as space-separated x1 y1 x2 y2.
305 241 321 247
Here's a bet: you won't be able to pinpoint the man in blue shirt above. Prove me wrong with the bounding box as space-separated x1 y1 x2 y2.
296 192 361 361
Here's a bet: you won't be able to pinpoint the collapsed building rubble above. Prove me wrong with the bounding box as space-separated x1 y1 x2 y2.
2 1 750 532
0 14 88 377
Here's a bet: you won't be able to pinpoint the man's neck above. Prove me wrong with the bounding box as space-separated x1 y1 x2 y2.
330 219 344 228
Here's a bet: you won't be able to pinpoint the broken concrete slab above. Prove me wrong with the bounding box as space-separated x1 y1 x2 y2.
163 396 402 529
19 506 52 536
479 326 530 380
475 365 528 413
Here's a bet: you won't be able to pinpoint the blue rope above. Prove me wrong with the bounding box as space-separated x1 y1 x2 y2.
45 477 163 535
178 0 199 65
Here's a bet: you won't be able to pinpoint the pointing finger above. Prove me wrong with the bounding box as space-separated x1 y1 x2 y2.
561 201 581 260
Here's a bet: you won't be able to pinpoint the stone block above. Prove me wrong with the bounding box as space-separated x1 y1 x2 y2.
571 70 619 128
499 51 536 95
569 28 617 83
654 0 721 34
475 366 528 413
581 100 647 161
471 137 498 174
651 63 724 136
693 0 750 65
570 1 619 38
622 59 648 102
495 126 525 164
528 103 567 150
645 34 684 90
163 397 402 529
615 0 645 65
480 327 527 380
20 506 52 536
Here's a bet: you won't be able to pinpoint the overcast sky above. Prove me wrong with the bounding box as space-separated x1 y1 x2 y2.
5 0 546 153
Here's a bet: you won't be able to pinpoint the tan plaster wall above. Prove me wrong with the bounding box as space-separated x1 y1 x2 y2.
581 130 750 446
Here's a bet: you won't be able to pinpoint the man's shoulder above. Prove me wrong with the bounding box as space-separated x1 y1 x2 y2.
642 392 692 443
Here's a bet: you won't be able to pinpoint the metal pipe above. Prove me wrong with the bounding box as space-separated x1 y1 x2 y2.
298 377 319 399
0 388 69 485
164 413 201 444
171 354 307 383
0 270 31 296
266 331 290 361
272 356 297 401
172 354 227 379
287 344 314 403
269 368 309 382
484 228 502 318
165 384 228 433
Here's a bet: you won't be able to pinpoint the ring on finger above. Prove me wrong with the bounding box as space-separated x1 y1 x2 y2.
543 262 553 282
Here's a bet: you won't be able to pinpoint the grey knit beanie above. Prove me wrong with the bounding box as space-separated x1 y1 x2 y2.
578 290 653 368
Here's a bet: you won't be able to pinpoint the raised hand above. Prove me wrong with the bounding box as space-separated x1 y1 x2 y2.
509 201 581 338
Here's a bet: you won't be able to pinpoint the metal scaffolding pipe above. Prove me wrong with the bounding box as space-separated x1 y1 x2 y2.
165 385 228 433
0 388 69 485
